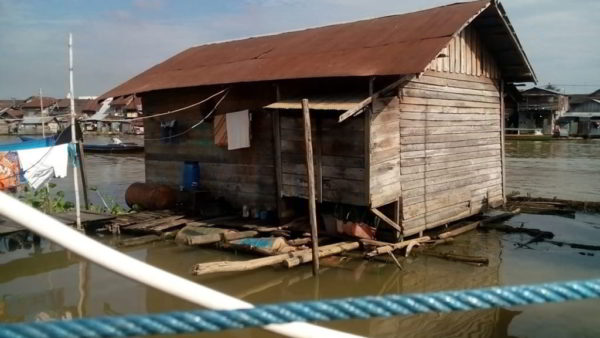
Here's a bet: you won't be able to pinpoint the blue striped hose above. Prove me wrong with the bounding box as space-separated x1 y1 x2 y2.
1 278 599 338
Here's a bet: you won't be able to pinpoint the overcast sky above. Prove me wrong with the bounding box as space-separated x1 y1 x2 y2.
1 0 599 98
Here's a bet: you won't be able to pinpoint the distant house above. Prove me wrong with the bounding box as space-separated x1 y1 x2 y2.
85 95 142 133
20 96 57 116
515 87 568 135
18 116 61 135
0 107 23 134
568 98 600 113
557 98 600 138
568 89 600 111
81 99 100 117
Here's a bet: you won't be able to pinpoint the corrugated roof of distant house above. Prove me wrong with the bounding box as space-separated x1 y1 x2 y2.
101 0 535 99
124 96 141 111
569 90 600 106
0 100 21 109
81 99 100 112
0 108 24 119
521 87 565 96
110 95 134 106
21 96 57 109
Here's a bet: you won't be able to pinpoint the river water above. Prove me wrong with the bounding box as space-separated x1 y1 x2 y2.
0 138 599 337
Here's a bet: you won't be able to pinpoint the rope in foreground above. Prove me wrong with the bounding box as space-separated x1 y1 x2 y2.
2 278 599 338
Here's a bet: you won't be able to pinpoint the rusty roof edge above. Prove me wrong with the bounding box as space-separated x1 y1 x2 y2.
186 0 489 49
492 0 537 83
451 0 492 39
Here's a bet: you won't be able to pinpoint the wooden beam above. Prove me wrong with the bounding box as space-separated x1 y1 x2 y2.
500 79 506 204
338 75 412 122
370 207 402 233
302 98 319 276
365 77 373 207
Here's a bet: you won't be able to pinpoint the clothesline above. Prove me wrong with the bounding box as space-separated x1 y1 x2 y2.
128 88 229 122
144 89 229 141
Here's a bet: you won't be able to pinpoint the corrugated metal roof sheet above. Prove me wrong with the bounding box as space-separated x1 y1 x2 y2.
101 1 492 98
101 0 535 98
21 97 56 109
265 94 365 111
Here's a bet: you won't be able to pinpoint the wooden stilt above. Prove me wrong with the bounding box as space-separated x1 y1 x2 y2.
302 99 319 276
77 142 89 209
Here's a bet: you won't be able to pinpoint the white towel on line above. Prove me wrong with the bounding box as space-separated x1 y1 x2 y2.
226 110 250 150
17 143 69 189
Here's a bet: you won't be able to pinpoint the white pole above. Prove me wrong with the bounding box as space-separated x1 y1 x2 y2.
0 192 361 338
69 33 82 230
40 88 45 138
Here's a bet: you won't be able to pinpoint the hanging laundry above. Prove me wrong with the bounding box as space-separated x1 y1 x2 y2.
214 114 227 147
0 152 20 190
226 110 250 150
17 144 69 190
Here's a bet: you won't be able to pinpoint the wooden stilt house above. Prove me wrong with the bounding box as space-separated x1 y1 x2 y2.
101 0 536 237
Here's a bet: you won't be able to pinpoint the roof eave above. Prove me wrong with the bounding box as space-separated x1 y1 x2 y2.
493 1 537 83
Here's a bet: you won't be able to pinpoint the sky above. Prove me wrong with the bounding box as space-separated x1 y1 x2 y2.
1 0 599 98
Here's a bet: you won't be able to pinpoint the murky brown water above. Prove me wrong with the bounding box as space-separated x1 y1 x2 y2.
1 137 599 337
506 139 600 202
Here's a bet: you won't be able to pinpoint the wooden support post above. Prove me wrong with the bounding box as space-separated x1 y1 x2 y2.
76 142 89 209
315 117 323 203
272 109 284 220
500 80 506 204
302 99 319 276
365 78 373 206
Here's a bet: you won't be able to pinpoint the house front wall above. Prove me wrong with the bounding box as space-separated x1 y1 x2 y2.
142 84 278 211
369 25 504 236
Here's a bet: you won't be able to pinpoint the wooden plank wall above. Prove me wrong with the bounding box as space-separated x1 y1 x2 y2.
143 86 278 210
280 111 366 206
425 26 500 79
370 25 504 236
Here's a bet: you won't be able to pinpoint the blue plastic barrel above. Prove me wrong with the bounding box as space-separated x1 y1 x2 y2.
181 161 200 190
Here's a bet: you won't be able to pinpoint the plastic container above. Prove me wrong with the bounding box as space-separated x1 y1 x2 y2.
181 161 200 190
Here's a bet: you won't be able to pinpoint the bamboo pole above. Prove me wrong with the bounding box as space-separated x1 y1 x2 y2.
68 33 82 230
365 236 431 257
191 242 358 276
39 88 45 138
302 99 319 276
437 221 479 239
283 242 359 268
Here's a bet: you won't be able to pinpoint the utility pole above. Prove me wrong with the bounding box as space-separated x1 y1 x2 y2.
69 33 82 230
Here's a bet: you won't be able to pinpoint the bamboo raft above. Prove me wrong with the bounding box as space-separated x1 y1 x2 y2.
81 208 525 277
74 195 597 277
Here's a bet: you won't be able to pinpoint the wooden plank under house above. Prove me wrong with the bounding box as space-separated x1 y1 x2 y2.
100 0 536 239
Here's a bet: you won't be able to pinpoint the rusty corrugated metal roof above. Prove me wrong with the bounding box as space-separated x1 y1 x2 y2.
102 0 534 98
21 96 57 109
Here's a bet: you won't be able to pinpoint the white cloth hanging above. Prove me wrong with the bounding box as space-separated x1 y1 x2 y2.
226 110 250 150
17 143 69 189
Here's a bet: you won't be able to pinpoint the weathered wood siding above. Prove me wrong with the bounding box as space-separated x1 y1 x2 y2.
370 25 504 236
279 111 366 206
143 86 278 210
425 26 500 79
